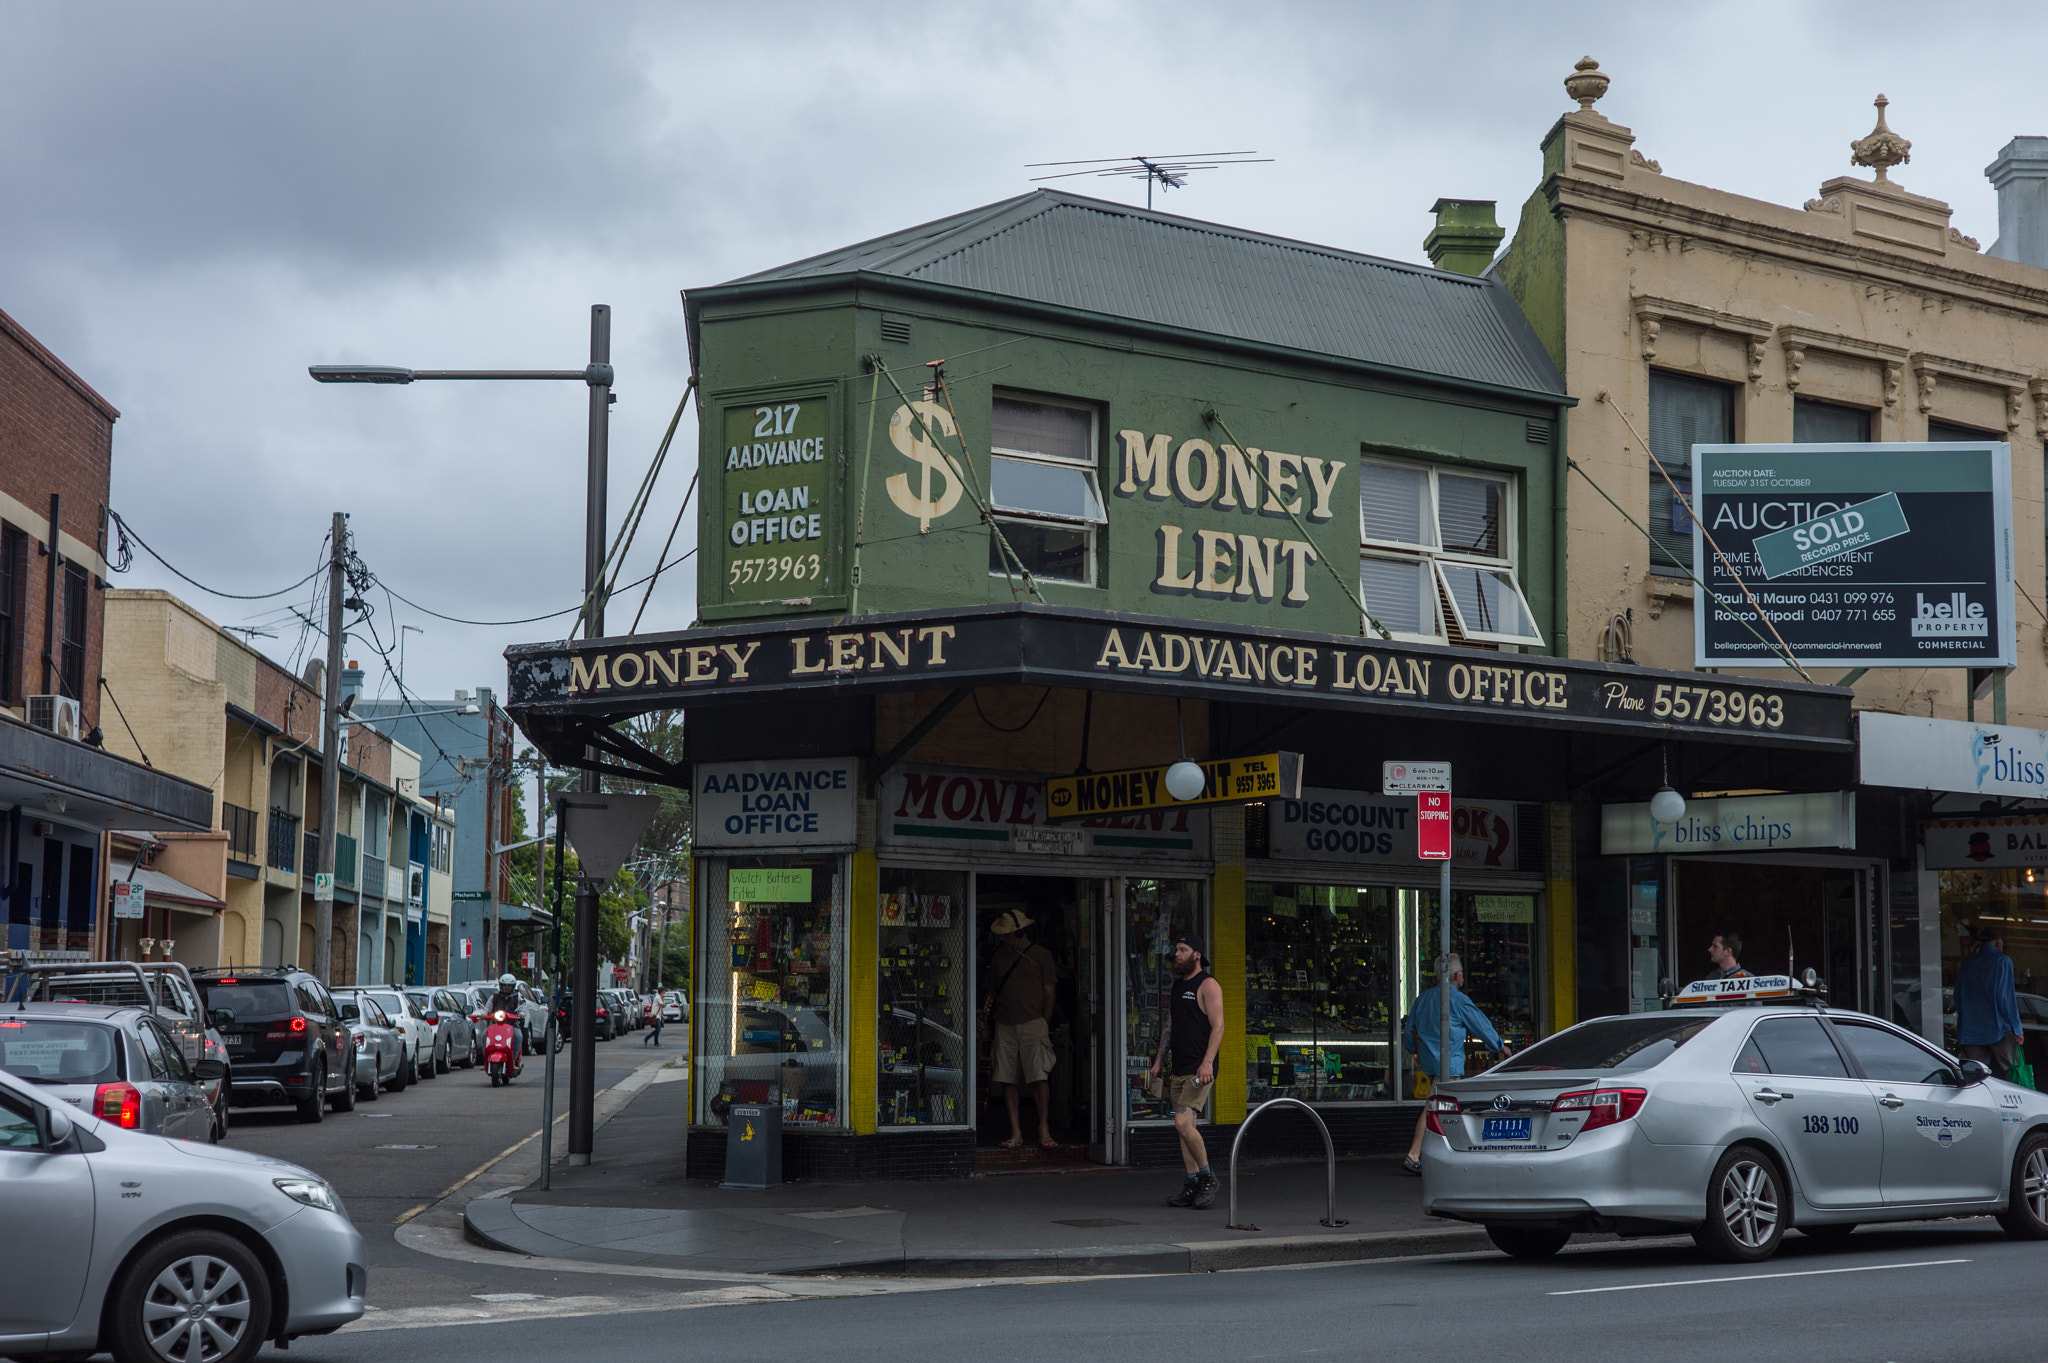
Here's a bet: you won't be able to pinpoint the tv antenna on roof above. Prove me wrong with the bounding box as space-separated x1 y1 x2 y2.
1026 152 1273 210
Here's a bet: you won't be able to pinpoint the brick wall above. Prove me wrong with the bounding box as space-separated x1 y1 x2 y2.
0 308 117 727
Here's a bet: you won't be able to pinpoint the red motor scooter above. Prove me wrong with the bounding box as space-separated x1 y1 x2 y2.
482 1009 524 1086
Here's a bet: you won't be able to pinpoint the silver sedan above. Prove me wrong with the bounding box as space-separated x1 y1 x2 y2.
1421 990 2048 1262
0 1064 365 1362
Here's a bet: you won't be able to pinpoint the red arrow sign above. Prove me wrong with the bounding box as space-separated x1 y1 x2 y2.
1417 790 1452 860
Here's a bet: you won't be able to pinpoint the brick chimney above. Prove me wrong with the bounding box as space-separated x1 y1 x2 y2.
1987 136 2048 269
1425 199 1505 276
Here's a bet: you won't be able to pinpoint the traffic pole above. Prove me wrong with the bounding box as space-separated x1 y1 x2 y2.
567 304 612 1167
1439 859 1451 1095
540 793 565 1189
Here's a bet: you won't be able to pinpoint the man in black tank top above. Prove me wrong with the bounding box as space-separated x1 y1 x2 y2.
1148 932 1225 1209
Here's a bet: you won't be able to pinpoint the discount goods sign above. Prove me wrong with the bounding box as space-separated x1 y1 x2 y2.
1691 442 2013 669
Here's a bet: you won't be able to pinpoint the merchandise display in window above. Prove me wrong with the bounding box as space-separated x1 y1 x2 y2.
695 857 842 1129
1124 879 1205 1122
877 871 968 1127
1245 884 1396 1104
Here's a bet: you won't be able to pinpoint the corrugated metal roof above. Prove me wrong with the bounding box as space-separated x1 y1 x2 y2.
712 190 1562 398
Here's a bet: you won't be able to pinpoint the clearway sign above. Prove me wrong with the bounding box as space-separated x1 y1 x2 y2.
1383 761 1450 794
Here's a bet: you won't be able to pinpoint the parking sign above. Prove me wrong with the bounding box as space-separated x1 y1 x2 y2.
1417 791 1452 860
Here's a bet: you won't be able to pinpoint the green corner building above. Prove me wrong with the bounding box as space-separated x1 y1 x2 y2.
507 191 1850 1179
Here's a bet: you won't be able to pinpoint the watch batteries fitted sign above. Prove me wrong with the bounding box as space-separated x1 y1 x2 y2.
720 397 832 605
1692 442 2014 668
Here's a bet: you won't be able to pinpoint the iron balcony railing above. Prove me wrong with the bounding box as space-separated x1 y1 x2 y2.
266 811 300 872
303 831 319 876
363 854 387 901
222 803 258 860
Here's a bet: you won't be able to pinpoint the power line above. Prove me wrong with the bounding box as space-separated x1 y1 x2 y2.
108 511 327 601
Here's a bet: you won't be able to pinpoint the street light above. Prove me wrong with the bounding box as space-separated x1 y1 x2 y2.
311 306 615 1169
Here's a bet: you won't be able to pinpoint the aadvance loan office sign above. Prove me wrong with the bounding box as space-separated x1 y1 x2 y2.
1692 442 2014 669
694 758 858 849
509 606 1851 749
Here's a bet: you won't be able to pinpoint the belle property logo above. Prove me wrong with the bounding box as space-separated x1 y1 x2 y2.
1912 591 1988 638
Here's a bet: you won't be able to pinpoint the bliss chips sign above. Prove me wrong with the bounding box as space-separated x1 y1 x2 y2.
1691 442 2013 669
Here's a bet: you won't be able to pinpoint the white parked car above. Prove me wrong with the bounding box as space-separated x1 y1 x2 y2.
0 1064 365 1362
333 989 433 1087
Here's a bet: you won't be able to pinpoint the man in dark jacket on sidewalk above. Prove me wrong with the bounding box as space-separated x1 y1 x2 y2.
1956 923 2024 1074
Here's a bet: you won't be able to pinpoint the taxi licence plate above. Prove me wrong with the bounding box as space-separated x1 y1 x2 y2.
1482 1117 1531 1141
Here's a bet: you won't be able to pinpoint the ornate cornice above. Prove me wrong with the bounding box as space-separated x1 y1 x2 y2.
1773 326 1908 396
1547 176 2048 323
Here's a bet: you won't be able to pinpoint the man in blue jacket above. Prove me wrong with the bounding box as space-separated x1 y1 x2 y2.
1955 923 2024 1074
1402 953 1511 1174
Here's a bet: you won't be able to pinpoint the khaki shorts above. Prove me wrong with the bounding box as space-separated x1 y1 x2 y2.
992 1018 1055 1086
1170 1072 1213 1115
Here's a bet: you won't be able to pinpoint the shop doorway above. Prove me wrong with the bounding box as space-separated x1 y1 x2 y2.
974 875 1102 1156
1675 861 1870 1011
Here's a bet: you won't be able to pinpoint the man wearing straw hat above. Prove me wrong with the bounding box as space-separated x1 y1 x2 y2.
984 910 1059 1149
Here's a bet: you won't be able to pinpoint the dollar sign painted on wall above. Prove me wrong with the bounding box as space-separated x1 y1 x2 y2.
885 400 963 532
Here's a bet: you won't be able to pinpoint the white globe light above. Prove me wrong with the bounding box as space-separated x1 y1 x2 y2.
1649 785 1687 824
1164 760 1207 801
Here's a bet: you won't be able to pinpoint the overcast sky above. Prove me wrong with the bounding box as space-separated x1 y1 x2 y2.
5 0 2038 710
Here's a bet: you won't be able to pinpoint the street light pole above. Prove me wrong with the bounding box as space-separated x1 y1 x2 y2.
569 304 611 1166
308 304 617 1161
314 512 346 985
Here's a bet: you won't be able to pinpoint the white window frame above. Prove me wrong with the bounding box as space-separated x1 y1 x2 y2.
987 394 1104 587
1358 456 1544 648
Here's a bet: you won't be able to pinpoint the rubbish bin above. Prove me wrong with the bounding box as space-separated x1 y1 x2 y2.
723 1102 782 1188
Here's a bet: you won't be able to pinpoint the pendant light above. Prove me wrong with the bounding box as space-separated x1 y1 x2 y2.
1649 746 1686 825
1164 697 1206 801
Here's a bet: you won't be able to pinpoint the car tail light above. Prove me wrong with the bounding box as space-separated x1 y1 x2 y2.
423 1012 439 1024
354 1032 370 1049
266 1017 309 1038
1552 1087 1648 1132
94 1082 143 1128
216 978 238 985
1425 1094 1460 1135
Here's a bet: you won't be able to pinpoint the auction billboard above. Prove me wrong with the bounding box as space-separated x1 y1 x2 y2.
1691 442 2013 669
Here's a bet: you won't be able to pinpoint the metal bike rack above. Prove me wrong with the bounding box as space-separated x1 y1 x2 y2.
1225 1097 1348 1231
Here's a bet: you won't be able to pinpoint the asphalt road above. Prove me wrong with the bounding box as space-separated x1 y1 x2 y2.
293 1221 2047 1363
222 1025 723 1315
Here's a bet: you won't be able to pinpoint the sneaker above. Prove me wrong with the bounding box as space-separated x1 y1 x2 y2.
1191 1171 1220 1210
1167 1176 1200 1208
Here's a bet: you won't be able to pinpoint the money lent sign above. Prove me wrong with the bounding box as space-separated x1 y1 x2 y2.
1691 442 2014 669
1045 752 1303 819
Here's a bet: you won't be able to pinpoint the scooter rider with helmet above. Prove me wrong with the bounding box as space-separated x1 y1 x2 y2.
488 973 527 1054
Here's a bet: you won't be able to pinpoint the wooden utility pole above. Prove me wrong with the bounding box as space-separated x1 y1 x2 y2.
313 512 345 983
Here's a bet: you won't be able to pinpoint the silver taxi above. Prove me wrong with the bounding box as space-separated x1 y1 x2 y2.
1421 974 2048 1262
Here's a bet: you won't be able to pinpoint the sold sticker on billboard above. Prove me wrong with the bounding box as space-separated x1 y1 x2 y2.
1751 492 1909 580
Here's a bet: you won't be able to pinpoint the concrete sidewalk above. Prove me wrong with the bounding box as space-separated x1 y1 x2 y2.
464 1070 1494 1276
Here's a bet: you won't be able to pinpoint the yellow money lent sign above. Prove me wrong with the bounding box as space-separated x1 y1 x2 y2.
1045 752 1302 820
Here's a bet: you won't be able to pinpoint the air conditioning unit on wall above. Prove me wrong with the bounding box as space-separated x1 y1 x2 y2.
27 695 82 740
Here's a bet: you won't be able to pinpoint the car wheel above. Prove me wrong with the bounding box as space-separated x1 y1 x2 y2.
330 1062 357 1112
1484 1225 1570 1259
210 1088 229 1143
294 1060 326 1124
1694 1145 1786 1263
388 1051 411 1092
418 1042 436 1080
108 1229 272 1363
1996 1131 2048 1239
435 1041 450 1075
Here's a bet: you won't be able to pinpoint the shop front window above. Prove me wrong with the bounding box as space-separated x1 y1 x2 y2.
1123 878 1206 1122
1245 884 1396 1105
1938 869 2048 1059
696 856 843 1129
1401 889 1538 1083
876 869 969 1128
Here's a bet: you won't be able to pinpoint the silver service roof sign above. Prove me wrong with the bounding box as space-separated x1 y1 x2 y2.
1671 974 1799 1005
1691 442 2013 669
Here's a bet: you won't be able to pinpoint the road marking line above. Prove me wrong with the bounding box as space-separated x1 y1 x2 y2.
1547 1257 1971 1296
392 1084 610 1226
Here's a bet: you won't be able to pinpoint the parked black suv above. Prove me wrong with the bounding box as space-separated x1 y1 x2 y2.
191 967 353 1122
